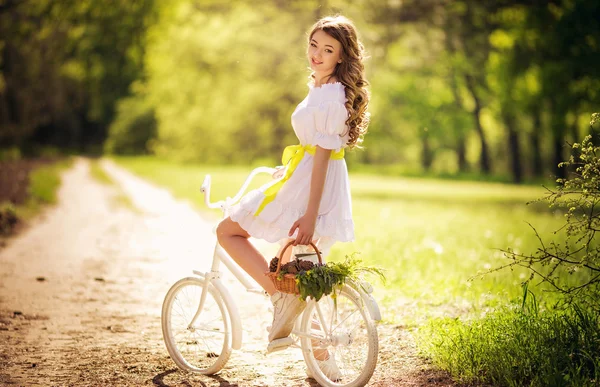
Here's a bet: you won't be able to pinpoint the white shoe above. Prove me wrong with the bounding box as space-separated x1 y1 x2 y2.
268 292 306 342
266 336 294 353
306 354 342 381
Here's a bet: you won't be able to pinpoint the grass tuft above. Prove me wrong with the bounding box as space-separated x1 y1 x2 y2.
418 297 600 386
88 159 140 213
0 158 72 235
89 159 115 185
28 161 70 204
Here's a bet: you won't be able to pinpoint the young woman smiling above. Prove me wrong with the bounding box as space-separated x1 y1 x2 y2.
216 15 370 379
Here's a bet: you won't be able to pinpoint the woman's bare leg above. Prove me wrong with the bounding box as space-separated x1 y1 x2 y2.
216 217 277 295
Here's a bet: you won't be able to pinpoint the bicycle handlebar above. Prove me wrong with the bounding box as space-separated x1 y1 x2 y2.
201 166 278 209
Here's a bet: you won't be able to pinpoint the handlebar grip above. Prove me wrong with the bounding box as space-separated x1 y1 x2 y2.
201 175 211 192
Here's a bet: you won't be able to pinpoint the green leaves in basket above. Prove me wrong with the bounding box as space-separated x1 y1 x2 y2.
294 254 386 301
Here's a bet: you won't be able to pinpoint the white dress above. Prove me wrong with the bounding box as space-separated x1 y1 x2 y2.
230 82 354 250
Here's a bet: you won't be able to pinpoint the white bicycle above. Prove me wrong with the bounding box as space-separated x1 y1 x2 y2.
161 166 382 387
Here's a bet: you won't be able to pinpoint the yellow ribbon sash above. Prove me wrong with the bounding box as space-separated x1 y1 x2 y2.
254 144 344 216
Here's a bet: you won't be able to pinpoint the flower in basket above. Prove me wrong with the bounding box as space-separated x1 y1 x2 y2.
294 253 385 302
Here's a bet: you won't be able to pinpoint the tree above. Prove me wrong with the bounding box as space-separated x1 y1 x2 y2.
0 0 155 151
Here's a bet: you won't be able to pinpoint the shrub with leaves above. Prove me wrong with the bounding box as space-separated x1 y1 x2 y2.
500 114 600 308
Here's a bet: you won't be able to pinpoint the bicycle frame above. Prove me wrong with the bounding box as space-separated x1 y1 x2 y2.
187 166 277 350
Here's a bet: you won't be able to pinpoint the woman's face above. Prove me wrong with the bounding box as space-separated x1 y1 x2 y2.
308 29 342 75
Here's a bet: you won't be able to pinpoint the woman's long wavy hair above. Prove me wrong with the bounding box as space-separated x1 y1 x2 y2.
308 16 370 148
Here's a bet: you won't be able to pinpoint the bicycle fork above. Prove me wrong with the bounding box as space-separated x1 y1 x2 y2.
187 271 219 331
187 245 244 350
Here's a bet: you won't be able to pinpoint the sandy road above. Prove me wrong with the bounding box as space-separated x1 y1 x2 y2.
0 158 454 386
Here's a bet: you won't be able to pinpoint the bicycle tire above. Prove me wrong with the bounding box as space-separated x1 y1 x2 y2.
161 276 232 374
300 284 378 387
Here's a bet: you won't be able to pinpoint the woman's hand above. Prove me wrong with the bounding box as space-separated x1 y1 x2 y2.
289 213 317 245
272 166 285 179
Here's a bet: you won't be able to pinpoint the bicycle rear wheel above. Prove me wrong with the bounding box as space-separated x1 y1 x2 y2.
300 285 378 387
161 277 232 374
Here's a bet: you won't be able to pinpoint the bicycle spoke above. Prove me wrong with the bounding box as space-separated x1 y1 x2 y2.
330 306 359 335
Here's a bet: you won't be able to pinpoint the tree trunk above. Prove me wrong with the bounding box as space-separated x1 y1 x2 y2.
456 137 468 172
502 110 523 183
550 103 567 180
464 75 491 174
444 24 469 174
552 135 565 180
570 116 580 143
530 107 544 177
421 132 433 171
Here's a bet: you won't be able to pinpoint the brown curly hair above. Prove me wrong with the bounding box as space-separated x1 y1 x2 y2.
308 15 370 148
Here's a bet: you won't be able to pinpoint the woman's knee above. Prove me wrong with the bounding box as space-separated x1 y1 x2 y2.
216 219 230 243
216 217 248 243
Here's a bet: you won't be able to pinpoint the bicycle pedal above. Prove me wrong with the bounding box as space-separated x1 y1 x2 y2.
266 337 294 353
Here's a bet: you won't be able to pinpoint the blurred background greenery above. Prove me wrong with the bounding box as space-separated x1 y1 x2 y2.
2 0 599 183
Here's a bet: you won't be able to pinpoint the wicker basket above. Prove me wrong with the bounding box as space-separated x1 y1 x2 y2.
266 241 323 295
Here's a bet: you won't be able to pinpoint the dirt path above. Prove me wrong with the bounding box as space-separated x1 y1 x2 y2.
0 158 455 386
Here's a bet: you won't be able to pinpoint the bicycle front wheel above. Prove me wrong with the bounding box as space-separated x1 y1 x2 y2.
161 276 232 374
300 285 378 387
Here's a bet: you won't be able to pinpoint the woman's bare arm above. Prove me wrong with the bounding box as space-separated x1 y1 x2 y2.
289 146 332 245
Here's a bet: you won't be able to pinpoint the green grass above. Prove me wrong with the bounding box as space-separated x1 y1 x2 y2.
17 158 73 218
28 161 68 203
418 299 600 386
89 159 115 185
88 159 139 212
349 162 556 187
1 158 72 236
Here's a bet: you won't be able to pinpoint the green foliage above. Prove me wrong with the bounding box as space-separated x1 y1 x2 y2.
105 94 157 155
143 1 312 163
295 263 344 302
419 295 600 387
0 0 156 149
294 255 385 302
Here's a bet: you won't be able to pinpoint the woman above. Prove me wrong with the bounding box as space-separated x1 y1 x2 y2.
216 14 370 376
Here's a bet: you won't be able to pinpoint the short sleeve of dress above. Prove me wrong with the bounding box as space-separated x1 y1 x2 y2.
312 100 348 150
